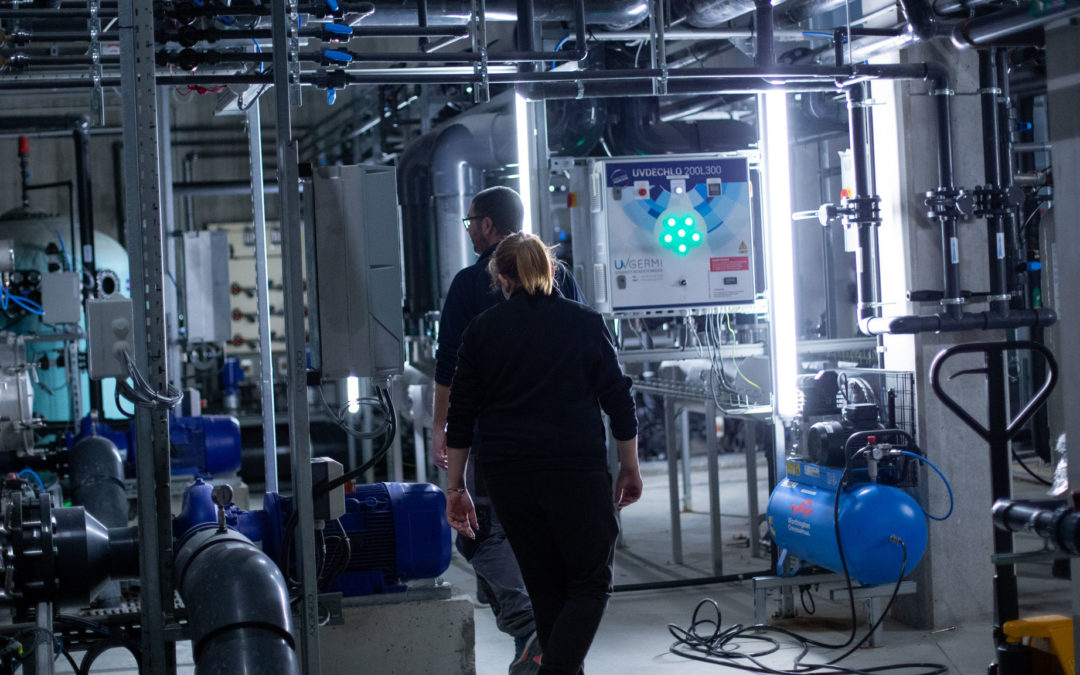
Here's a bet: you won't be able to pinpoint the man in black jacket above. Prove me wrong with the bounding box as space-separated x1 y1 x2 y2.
431 186 584 671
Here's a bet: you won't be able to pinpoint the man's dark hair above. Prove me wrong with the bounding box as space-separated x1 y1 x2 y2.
471 186 523 237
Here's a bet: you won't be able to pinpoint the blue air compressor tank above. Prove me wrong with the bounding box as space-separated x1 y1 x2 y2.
767 467 928 586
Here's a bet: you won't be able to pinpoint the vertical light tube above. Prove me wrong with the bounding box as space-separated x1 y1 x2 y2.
346 375 361 414
760 90 798 421
515 92 534 234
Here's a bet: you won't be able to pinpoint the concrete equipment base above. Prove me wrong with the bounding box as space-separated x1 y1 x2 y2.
321 590 476 674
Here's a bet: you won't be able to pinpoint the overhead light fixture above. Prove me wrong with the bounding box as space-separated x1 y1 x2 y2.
514 92 533 235
760 90 798 421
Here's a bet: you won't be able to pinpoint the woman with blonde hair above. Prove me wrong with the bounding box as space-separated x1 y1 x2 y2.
445 232 642 675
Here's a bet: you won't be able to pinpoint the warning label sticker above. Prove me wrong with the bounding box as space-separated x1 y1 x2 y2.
710 257 750 272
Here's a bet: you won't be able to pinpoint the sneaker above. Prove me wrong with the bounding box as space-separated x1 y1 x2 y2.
509 632 542 675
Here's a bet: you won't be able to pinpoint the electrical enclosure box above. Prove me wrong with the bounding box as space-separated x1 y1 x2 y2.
311 456 346 521
183 230 232 344
86 297 133 379
306 164 404 380
40 271 82 325
582 154 757 316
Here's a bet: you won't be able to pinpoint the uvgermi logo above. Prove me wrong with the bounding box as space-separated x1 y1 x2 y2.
613 257 663 271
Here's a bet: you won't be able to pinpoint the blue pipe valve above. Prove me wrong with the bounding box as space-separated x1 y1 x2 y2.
321 23 352 42
324 0 339 13
321 49 352 66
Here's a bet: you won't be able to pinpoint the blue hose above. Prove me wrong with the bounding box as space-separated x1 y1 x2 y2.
18 468 46 494
899 450 954 521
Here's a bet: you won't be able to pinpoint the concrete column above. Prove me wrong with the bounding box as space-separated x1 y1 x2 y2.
872 47 1001 628
1043 18 1080 655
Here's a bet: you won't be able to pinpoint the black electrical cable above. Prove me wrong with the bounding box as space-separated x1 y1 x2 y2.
666 445 947 675
282 384 396 586
77 637 139 675
1012 447 1053 486
58 640 80 673
799 584 816 615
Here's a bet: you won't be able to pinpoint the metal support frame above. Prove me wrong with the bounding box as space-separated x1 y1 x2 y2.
648 0 667 96
158 86 184 395
73 120 102 412
752 573 917 646
652 385 768 577
469 0 489 102
247 101 279 494
271 0 320 669
119 0 176 669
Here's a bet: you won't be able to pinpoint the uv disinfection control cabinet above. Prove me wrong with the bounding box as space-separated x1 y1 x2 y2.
305 164 405 380
586 154 756 316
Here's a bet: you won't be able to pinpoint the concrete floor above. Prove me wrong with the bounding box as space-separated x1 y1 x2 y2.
48 453 1069 674
445 454 1071 675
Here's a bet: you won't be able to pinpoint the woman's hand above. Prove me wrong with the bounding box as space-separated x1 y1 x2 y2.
446 490 479 539
614 465 643 511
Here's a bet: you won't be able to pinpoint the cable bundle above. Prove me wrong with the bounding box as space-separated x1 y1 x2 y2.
114 349 184 415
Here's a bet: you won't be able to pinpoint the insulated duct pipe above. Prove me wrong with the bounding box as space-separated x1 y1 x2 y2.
175 528 298 675
429 112 516 298
951 0 1080 48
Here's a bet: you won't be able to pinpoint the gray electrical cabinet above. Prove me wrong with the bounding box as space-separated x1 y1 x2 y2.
307 164 404 380
183 230 232 344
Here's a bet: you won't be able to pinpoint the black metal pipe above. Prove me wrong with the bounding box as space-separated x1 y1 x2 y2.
979 51 1010 315
174 180 279 196
934 0 993 15
516 0 537 74
860 308 1057 335
922 64 963 319
997 51 1022 310
70 436 127 606
754 0 772 67
417 0 429 49
522 77 837 99
614 569 772 592
0 61 952 91
992 499 1080 556
951 0 1080 49
846 84 881 325
175 529 298 675
897 0 938 40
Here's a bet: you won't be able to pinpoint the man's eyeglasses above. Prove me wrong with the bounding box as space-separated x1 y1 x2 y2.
462 215 483 230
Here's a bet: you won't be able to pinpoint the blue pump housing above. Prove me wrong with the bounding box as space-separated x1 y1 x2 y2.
767 460 928 586
68 413 242 478
330 482 452 596
174 480 451 597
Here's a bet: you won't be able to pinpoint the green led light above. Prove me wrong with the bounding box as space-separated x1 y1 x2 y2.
678 244 687 253
664 234 673 243
677 229 686 237
667 217 676 226
684 216 694 226
691 233 701 242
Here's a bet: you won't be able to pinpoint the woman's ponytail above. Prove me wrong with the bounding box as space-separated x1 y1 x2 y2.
489 233 555 296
